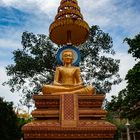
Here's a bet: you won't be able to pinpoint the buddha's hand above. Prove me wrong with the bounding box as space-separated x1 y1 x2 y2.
53 81 62 86
53 82 74 86
74 82 84 86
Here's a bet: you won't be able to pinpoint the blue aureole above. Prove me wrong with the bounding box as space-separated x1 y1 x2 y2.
56 45 81 66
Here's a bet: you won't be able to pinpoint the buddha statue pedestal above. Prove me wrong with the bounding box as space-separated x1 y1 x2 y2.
22 94 116 139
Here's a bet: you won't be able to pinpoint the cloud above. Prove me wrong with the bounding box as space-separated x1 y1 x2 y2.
1 0 139 36
79 0 140 29
0 7 53 38
78 0 140 54
0 67 20 105
0 38 21 65
106 52 137 100
0 6 30 27
0 38 20 49
0 0 59 19
0 0 139 104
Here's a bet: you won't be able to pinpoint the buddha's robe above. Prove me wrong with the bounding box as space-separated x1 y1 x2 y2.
42 66 95 95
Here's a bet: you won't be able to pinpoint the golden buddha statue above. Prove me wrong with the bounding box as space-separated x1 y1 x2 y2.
42 49 95 95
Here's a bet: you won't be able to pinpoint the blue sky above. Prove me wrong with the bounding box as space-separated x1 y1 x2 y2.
0 0 140 105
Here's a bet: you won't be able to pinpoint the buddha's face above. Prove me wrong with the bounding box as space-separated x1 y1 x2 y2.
62 50 74 64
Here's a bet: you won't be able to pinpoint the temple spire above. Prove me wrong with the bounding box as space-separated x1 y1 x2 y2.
49 0 89 46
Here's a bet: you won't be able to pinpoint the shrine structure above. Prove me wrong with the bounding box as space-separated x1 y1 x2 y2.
22 0 117 139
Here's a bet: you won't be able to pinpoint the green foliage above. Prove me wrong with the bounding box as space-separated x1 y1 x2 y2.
106 89 127 118
124 33 140 59
106 32 140 120
106 112 126 140
17 117 32 130
121 33 140 120
0 97 21 140
106 112 140 140
4 33 58 101
106 71 140 119
4 25 121 103
122 61 140 119
80 26 121 93
134 118 140 130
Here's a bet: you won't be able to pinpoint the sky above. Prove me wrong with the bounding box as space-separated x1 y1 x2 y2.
0 0 140 106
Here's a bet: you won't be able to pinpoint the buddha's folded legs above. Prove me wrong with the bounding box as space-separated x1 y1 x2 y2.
42 85 83 94
42 85 95 95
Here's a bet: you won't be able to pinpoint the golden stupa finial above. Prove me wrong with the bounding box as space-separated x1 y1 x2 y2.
49 0 89 46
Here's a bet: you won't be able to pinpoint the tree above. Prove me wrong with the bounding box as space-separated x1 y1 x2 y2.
124 33 140 59
80 26 121 93
0 97 21 140
106 89 127 119
123 33 140 119
106 33 140 120
4 33 57 104
3 25 121 103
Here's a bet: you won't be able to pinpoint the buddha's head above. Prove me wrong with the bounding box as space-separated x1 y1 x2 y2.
62 49 74 65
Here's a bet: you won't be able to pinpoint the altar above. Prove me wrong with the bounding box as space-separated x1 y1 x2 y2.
23 94 116 139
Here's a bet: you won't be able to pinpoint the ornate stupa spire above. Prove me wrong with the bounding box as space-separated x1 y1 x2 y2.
49 0 89 46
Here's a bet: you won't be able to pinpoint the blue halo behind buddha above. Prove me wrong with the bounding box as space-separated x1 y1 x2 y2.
56 45 81 66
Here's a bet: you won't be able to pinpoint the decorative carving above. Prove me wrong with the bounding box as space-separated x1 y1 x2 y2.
49 0 89 45
22 94 117 139
23 120 116 139
60 94 78 127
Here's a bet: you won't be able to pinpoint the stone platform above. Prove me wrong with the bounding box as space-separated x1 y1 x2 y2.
22 94 116 139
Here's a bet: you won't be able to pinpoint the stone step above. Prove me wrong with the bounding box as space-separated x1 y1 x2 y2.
33 94 105 108
32 108 107 118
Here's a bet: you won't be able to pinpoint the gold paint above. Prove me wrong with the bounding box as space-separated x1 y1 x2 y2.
60 94 78 127
42 50 95 95
49 0 89 45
